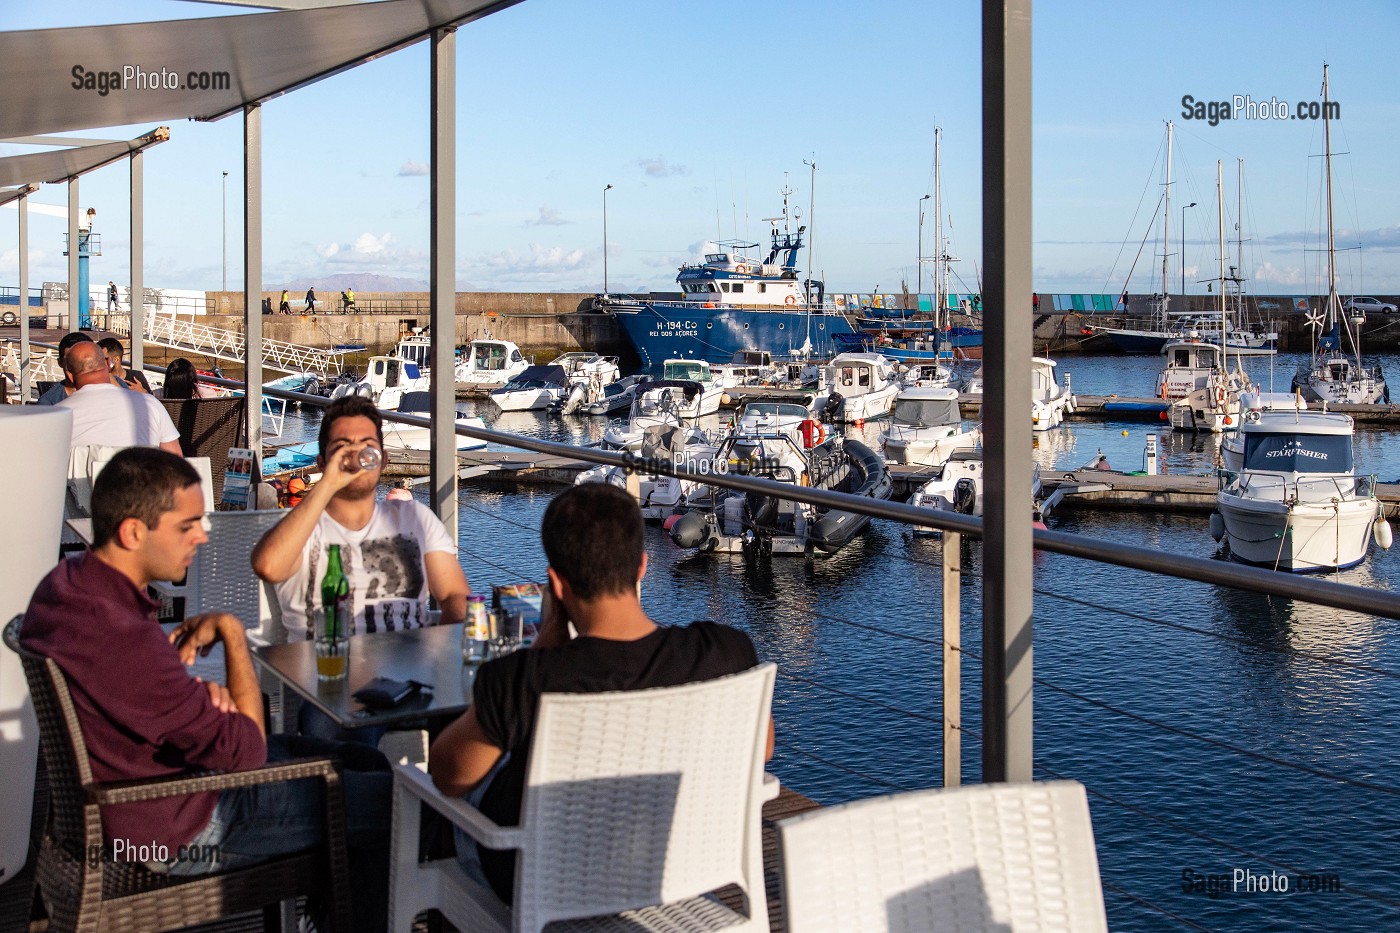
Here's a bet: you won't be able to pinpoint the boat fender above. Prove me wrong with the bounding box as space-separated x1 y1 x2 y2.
1209 512 1225 542
668 511 712 549
799 419 826 449
784 295 797 306
1375 517 1394 550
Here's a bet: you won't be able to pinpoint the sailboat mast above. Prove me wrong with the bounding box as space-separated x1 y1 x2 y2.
1321 64 1351 368
1163 121 1173 315
934 126 942 332
1218 161 1226 348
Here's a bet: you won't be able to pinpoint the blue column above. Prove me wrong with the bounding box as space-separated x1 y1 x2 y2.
77 230 92 329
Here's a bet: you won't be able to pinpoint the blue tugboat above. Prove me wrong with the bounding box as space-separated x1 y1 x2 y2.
604 187 855 368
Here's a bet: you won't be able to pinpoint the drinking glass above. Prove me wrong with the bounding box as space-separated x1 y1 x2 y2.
315 636 349 681
491 607 524 658
350 446 382 472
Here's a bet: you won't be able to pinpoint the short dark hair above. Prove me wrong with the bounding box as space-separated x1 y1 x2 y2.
541 484 643 600
318 395 384 458
91 448 202 548
97 337 124 357
57 331 94 361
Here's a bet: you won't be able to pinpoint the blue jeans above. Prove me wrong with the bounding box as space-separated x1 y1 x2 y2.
298 701 387 749
165 734 391 933
453 754 511 897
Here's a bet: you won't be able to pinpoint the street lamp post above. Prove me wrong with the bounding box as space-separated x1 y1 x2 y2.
602 183 613 295
222 171 229 292
917 194 931 297
1180 201 1196 299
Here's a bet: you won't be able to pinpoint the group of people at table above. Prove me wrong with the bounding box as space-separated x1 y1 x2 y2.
18 393 772 931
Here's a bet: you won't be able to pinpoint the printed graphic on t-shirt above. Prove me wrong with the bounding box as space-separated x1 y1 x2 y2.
301 534 430 637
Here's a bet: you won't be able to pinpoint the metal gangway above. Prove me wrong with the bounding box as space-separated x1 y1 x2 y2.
0 341 63 395
119 312 348 377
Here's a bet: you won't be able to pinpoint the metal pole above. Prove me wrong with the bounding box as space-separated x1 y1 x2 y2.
131 151 144 375
981 0 1035 784
602 183 612 295
222 170 228 294
244 105 264 470
917 194 930 298
942 530 961 788
67 177 79 332
18 192 29 402
430 26 458 529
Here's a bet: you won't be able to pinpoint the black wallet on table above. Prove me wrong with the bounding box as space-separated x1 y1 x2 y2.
352 677 432 709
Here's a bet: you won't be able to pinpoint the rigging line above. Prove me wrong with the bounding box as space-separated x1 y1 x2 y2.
777 668 959 733
1031 675 1400 798
1034 760 1400 913
1033 585 1400 682
1100 879 1217 933
772 739 914 793
455 545 529 581
456 497 539 534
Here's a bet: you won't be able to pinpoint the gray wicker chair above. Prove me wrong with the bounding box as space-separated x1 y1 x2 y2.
159 396 247 503
4 617 351 933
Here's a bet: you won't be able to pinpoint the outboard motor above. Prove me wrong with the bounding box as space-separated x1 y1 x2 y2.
823 391 844 422
562 382 587 415
353 383 374 399
953 477 977 515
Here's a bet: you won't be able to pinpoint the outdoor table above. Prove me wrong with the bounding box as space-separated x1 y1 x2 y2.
255 622 476 730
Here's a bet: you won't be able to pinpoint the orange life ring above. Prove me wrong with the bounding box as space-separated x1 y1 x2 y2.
799 419 826 448
784 295 797 306
1215 386 1227 406
735 263 748 274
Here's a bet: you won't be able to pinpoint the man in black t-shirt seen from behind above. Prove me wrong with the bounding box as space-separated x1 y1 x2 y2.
428 482 773 905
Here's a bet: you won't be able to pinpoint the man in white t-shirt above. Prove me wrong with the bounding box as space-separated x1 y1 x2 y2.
56 341 182 453
251 395 471 643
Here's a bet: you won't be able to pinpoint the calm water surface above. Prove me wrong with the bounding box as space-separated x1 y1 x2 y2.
275 349 1400 931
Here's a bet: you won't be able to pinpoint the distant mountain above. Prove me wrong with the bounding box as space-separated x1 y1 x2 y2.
276 273 429 292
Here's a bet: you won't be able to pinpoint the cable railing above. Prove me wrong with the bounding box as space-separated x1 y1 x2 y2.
69 367 1400 928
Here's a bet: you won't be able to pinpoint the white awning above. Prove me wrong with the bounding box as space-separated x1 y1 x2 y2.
0 130 168 187
0 0 520 138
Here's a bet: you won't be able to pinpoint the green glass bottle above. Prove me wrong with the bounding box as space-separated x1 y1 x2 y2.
321 545 350 640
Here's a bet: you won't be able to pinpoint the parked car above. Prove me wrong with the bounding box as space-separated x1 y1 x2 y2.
1342 296 1398 315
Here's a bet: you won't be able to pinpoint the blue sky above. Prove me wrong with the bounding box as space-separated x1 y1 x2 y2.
2 0 1398 297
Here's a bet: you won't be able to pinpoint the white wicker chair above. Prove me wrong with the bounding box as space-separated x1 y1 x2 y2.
775 781 1106 933
390 662 778 933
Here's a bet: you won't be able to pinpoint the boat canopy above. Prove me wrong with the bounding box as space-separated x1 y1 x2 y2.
639 379 703 399
505 364 570 387
1242 433 1353 474
892 396 961 427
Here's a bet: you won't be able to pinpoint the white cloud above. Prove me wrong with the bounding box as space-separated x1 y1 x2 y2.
352 232 394 255
526 206 568 227
398 160 429 177
636 155 689 178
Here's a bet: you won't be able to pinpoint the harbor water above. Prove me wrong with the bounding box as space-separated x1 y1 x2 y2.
272 349 1400 931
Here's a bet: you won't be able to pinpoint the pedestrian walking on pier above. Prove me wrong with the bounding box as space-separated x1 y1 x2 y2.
304 286 317 313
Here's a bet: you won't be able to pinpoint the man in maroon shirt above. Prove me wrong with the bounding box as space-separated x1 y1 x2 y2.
21 448 389 932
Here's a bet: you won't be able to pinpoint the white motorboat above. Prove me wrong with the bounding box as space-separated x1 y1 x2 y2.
601 380 709 450
1030 357 1074 432
454 338 529 387
898 359 957 390
817 352 901 423
908 449 1044 535
712 350 781 389
1221 392 1309 472
575 413 720 521
879 387 980 468
583 374 652 417
1156 340 1251 434
660 359 725 416
329 354 430 411
667 426 893 556
380 391 487 452
1212 409 1390 572
488 364 571 412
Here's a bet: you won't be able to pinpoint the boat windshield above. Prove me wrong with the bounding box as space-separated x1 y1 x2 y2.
1243 434 1353 474
893 397 960 426
664 361 708 381
741 403 809 419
